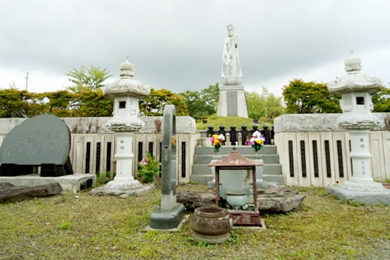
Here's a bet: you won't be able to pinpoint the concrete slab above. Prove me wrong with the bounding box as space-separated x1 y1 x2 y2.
0 173 96 193
145 215 189 232
327 185 390 206
149 203 186 229
91 183 154 197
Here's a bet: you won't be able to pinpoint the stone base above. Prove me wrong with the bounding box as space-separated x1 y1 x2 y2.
177 186 305 213
149 203 186 230
217 85 248 118
0 173 96 193
193 231 230 244
326 182 390 206
104 179 143 189
91 183 154 197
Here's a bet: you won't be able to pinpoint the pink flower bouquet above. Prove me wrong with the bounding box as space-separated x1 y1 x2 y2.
247 131 266 152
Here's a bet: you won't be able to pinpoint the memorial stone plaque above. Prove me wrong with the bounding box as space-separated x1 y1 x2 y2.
0 114 73 177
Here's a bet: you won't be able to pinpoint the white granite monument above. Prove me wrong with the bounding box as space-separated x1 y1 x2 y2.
217 24 248 118
92 58 153 196
326 52 390 205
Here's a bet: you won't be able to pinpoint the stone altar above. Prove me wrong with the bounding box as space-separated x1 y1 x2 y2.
217 24 248 118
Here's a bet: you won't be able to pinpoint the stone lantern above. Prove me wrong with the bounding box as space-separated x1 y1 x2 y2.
92 57 151 194
326 52 390 205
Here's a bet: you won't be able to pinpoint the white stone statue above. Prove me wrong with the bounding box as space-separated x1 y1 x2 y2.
221 24 242 85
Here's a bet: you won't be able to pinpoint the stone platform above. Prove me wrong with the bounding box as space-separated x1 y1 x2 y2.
326 183 390 206
91 183 154 197
177 186 305 213
0 173 96 193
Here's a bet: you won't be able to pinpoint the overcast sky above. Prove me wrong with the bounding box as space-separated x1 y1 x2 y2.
1 0 390 97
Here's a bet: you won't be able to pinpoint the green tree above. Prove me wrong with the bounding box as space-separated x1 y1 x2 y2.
75 88 113 117
372 86 390 112
245 87 284 121
139 88 188 116
0 88 43 118
44 90 77 117
66 65 111 93
180 83 220 119
282 79 342 114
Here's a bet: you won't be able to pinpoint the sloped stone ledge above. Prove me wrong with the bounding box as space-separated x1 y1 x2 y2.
0 182 62 203
177 186 305 213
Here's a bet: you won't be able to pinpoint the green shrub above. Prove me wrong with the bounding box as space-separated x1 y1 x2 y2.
137 153 161 183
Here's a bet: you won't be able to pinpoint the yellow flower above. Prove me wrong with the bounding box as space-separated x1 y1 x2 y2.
256 139 262 145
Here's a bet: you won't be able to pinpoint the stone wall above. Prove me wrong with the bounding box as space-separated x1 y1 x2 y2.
274 113 390 187
0 116 197 184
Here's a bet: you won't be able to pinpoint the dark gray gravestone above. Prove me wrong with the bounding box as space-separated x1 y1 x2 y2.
0 114 73 177
227 91 238 116
149 105 185 229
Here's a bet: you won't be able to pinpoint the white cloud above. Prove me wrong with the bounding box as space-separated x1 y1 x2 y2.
1 0 389 97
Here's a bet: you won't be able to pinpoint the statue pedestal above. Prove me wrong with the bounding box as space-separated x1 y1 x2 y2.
217 85 248 118
107 132 141 189
326 129 390 205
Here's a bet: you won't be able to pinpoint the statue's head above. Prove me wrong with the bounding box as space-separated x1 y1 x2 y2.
227 24 234 37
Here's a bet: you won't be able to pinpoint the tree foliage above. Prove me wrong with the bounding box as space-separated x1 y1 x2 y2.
0 88 44 118
245 87 284 121
66 65 111 93
0 87 113 118
282 79 342 114
372 86 390 112
180 83 219 119
139 88 188 116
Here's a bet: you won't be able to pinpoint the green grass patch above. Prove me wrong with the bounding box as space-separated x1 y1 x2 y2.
0 186 388 259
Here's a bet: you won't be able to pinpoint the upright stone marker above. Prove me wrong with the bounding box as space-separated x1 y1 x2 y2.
217 24 248 118
149 105 185 229
326 52 390 205
0 114 73 177
92 57 153 196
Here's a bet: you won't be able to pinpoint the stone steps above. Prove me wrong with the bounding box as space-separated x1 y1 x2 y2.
193 154 280 164
190 145 284 186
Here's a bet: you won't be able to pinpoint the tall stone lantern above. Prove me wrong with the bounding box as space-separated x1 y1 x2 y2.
99 58 150 191
326 52 390 205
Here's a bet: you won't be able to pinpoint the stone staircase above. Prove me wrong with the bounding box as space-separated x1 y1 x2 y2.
190 146 284 186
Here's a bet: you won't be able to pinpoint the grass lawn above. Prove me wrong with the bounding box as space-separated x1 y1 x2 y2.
0 184 389 259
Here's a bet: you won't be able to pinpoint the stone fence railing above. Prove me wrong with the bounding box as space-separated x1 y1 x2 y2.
198 124 275 147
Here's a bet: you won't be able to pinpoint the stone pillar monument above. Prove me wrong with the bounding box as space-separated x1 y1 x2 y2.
326 52 390 205
217 24 248 118
149 105 185 229
92 58 152 196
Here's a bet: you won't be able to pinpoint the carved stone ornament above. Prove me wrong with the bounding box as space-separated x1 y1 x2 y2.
104 58 151 98
104 57 151 133
328 51 381 94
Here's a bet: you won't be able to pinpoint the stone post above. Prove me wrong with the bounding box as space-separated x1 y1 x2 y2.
91 58 153 196
326 52 390 205
149 105 185 229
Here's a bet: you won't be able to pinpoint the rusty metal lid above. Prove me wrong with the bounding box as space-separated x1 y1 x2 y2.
208 148 262 167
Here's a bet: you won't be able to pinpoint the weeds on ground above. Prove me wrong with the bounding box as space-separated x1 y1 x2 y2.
0 186 388 259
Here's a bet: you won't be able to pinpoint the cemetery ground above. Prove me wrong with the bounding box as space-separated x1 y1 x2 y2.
0 184 389 259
